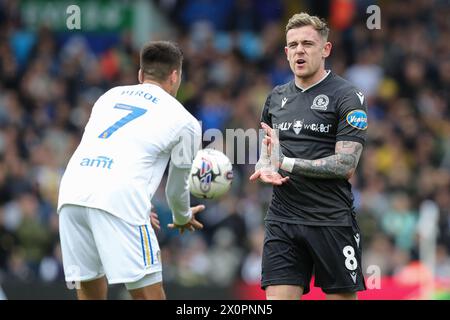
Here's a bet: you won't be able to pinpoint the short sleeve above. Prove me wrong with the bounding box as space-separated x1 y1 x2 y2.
260 93 273 128
336 90 368 145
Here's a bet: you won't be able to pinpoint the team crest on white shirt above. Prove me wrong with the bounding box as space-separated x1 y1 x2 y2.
311 94 329 111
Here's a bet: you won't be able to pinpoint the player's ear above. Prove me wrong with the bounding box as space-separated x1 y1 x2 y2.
322 41 332 58
169 69 178 85
284 46 289 60
138 69 144 83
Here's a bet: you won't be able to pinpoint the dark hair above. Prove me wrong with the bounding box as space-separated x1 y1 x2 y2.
140 41 183 82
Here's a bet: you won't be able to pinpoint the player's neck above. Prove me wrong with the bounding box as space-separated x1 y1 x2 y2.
142 80 164 89
142 80 173 95
295 68 329 91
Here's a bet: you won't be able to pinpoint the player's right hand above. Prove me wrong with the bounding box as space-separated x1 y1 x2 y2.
167 204 205 234
249 169 289 186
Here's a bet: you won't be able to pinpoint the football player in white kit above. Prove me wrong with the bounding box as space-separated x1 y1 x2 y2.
57 41 204 299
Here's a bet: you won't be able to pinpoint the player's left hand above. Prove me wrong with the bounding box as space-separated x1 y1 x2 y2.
249 169 289 185
150 210 160 231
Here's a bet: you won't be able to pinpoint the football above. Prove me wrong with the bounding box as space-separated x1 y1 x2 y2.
189 149 233 199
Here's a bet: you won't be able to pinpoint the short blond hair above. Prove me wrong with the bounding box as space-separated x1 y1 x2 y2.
285 13 329 41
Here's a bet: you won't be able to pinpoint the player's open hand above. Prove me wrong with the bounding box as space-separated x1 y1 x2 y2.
249 169 289 185
168 204 205 234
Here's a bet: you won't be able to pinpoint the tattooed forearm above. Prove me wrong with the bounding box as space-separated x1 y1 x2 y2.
281 141 363 179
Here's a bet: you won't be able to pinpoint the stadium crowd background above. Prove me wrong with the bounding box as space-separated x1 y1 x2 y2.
0 0 449 299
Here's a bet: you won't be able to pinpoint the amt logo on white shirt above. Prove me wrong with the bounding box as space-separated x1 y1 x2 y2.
80 156 114 169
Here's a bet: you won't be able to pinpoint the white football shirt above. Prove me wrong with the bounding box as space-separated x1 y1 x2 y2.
57 83 201 226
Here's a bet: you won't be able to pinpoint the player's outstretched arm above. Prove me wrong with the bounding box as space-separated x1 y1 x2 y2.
166 120 205 233
261 123 363 180
165 162 205 233
280 140 363 179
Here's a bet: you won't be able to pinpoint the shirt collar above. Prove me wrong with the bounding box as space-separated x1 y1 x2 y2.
295 70 331 92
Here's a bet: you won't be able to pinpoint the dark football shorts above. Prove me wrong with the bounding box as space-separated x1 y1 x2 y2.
261 214 366 295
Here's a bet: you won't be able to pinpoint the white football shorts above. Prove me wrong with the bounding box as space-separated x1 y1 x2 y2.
59 204 162 289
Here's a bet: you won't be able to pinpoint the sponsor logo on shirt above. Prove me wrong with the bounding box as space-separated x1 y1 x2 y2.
311 94 329 110
346 110 368 130
273 122 292 131
303 123 332 133
281 97 288 108
273 121 332 134
80 156 113 169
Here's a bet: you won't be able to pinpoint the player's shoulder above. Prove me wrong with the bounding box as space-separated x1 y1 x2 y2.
329 73 364 98
271 81 296 96
96 84 138 104
94 86 118 101
104 83 199 131
157 89 200 134
102 84 131 96
183 111 202 136
265 81 296 109
328 73 367 114
163 94 197 126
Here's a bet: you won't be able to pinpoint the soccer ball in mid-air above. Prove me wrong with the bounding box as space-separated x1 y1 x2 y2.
189 149 233 199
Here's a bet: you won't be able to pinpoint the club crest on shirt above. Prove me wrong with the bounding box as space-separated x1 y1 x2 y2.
311 94 329 110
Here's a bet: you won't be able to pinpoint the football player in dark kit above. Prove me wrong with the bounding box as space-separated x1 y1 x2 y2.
250 13 368 300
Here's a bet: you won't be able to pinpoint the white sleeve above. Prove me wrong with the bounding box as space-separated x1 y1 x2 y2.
165 120 201 225
165 162 192 225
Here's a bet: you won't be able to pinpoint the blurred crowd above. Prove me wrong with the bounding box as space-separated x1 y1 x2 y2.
0 0 449 297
